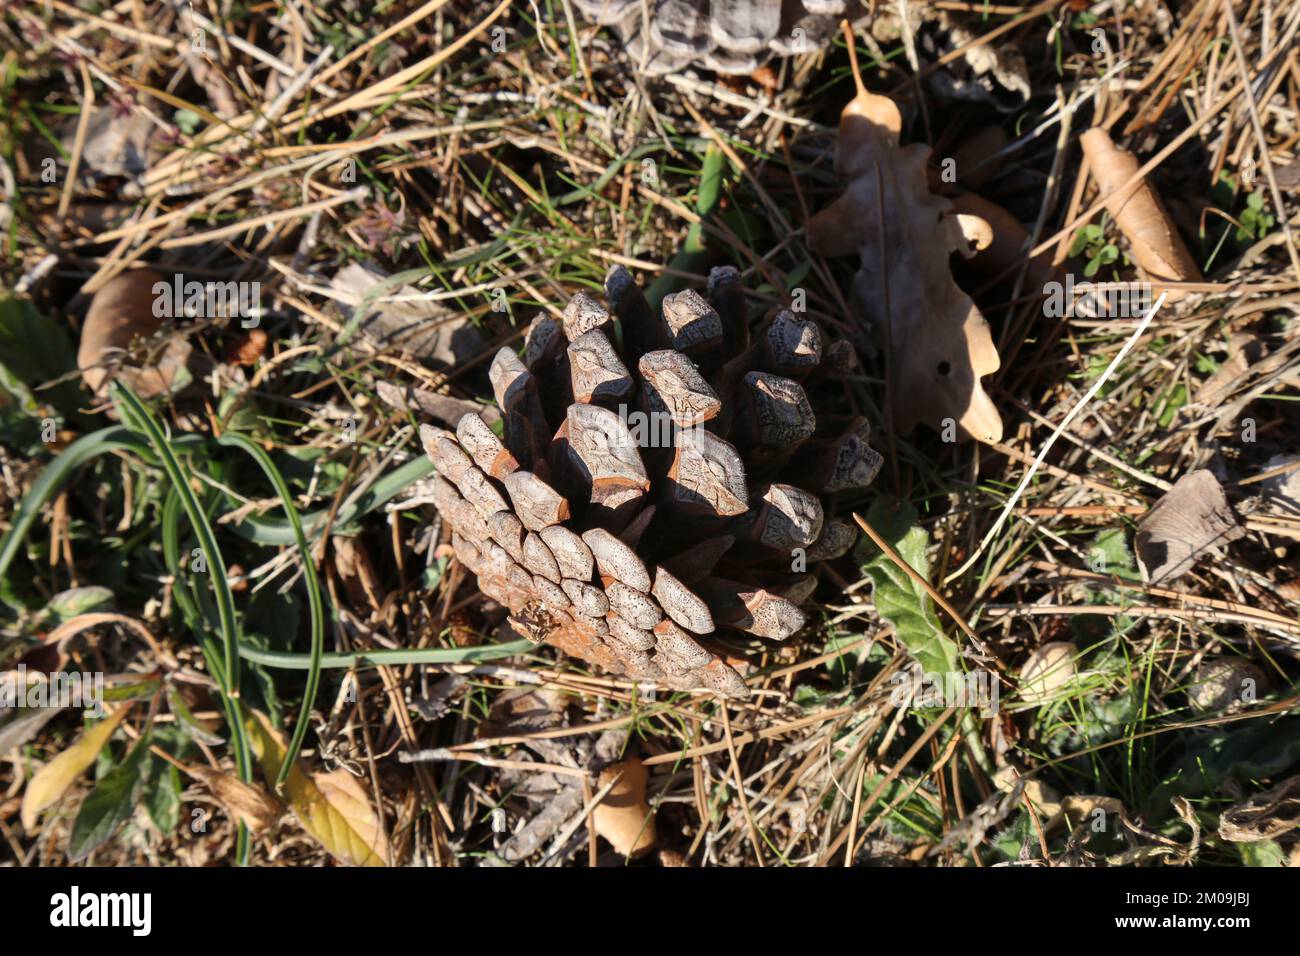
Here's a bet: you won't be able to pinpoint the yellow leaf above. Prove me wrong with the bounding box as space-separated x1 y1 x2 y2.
244 710 390 866
21 702 136 831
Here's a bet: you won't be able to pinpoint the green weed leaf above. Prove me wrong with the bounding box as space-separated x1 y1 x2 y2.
860 499 959 676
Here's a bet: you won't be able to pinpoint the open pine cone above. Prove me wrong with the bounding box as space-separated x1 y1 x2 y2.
420 265 881 698
574 0 869 75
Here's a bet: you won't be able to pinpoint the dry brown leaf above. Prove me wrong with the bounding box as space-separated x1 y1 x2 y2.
1261 454 1300 515
949 191 1063 293
479 686 569 740
1053 794 1124 834
43 611 162 673
949 126 1009 192
1218 776 1300 843
808 61 1003 443
1274 159 1300 192
20 701 136 831
244 709 391 866
1135 470 1242 583
1079 128 1203 290
593 757 656 858
66 107 155 180
331 536 386 616
375 380 500 430
78 269 193 400
1186 657 1266 715
330 262 486 366
992 766 1062 823
1193 332 1261 405
185 765 282 835
224 328 268 367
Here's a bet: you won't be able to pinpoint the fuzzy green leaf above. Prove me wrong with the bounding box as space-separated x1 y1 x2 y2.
860 499 959 677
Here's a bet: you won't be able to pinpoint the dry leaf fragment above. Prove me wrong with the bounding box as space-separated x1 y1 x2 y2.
1218 776 1300 843
1018 642 1078 705
1135 470 1242 583
1186 657 1266 715
1193 332 1261 405
65 107 155 180
330 262 486 366
1274 159 1300 191
375 380 500 430
919 13 1031 111
949 192 1063 293
992 766 1062 822
224 328 267 367
78 269 193 400
332 535 386 617
20 701 136 831
593 757 656 858
479 686 569 740
808 55 1003 443
1079 128 1203 290
1260 454 1300 515
0 707 65 758
1054 794 1124 834
949 126 1009 192
185 765 282 835
244 709 391 866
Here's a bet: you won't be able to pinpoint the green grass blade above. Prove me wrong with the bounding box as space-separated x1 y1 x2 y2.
217 432 325 792
113 384 241 695
238 640 533 670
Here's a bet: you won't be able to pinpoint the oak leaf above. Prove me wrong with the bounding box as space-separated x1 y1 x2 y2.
77 270 193 400
809 62 1002 443
593 757 656 858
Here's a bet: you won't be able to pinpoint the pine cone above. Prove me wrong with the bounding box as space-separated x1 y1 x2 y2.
420 265 881 698
574 0 869 75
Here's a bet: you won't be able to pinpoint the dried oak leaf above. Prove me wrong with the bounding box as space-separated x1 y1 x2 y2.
593 757 656 858
78 269 193 400
1134 469 1242 584
1079 128 1202 291
808 70 1003 443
